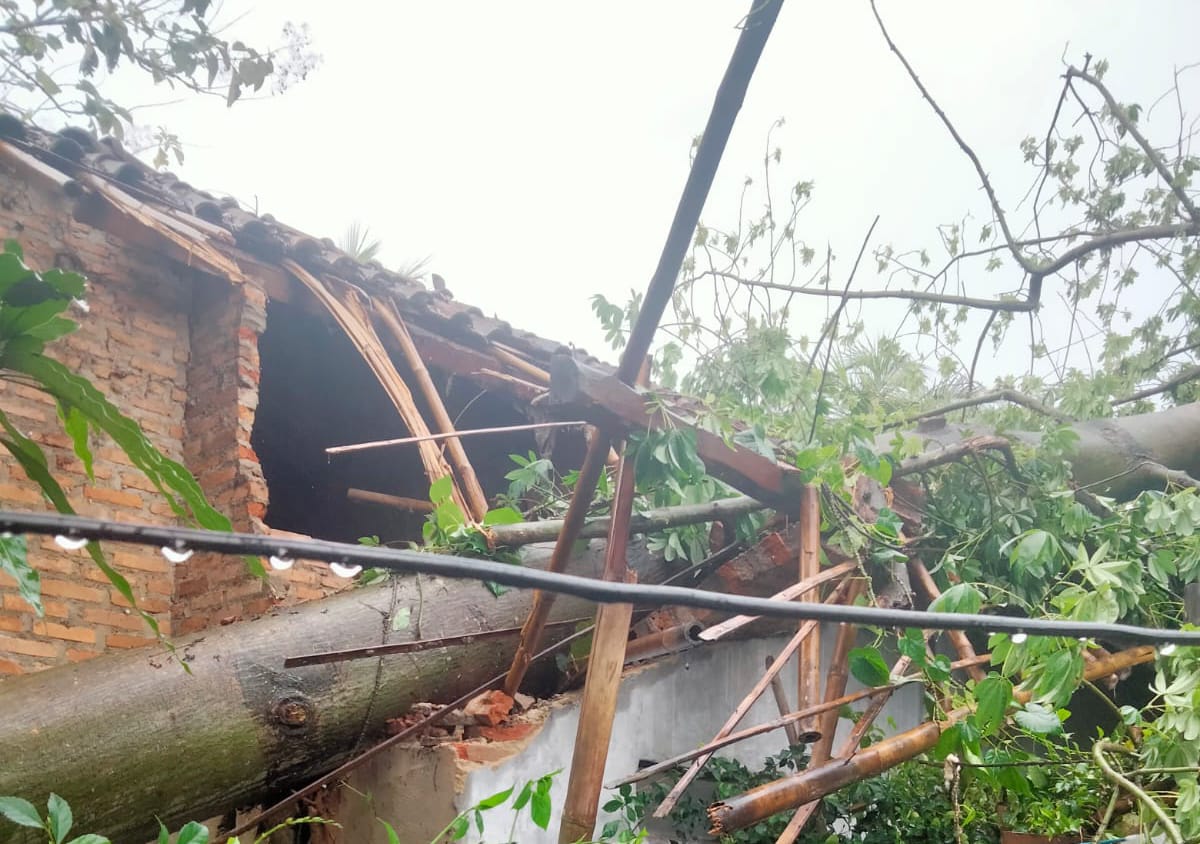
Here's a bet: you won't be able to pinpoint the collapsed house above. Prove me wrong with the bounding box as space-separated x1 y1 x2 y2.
0 119 1173 844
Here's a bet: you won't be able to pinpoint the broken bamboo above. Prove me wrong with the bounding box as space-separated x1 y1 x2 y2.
286 262 473 518
698 560 859 642
797 484 822 734
346 488 435 513
328 420 589 455
490 342 552 385
653 576 855 818
559 448 639 844
490 495 767 548
767 655 803 746
710 645 1158 835
811 578 866 765
373 299 487 521
907 558 988 682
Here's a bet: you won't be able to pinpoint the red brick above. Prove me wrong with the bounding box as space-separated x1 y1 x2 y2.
81 608 151 631
83 486 144 509
0 656 23 674
38 622 95 643
65 648 99 663
0 634 57 658
0 614 25 633
40 579 104 602
0 482 49 505
476 722 539 743
105 633 156 649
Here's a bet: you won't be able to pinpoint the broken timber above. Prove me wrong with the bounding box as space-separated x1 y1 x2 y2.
547 354 805 510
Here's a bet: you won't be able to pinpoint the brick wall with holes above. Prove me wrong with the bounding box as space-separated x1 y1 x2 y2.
0 161 345 676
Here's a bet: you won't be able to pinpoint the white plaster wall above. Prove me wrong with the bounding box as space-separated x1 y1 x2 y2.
457 631 924 843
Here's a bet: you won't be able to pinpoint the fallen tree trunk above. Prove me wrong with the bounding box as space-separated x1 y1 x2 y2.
895 401 1200 499
0 540 676 844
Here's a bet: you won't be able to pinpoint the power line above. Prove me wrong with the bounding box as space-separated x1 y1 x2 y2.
3 508 1198 647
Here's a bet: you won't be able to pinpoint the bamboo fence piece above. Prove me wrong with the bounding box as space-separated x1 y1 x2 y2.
346 488 435 513
374 300 490 522
699 561 859 642
558 449 639 844
285 262 471 518
712 645 1158 835
768 655 802 746
653 576 855 818
907 558 988 682
797 485 822 732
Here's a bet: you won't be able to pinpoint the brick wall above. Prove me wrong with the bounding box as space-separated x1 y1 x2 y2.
0 162 346 675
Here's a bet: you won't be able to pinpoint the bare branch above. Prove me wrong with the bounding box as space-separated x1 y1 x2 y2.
1066 64 1200 223
1112 364 1200 407
895 435 1022 478
889 389 1073 429
869 0 1037 275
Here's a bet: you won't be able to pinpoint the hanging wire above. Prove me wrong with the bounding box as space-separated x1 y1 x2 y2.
6 509 1200 647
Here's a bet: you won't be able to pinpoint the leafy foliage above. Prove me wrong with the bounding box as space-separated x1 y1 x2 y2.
0 1 317 165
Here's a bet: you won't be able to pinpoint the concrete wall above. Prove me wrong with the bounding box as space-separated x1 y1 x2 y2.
342 632 924 843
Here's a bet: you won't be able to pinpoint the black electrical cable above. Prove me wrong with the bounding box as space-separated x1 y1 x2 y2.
4 509 1198 647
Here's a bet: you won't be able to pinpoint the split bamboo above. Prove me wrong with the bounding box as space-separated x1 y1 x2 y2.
489 342 551 385
558 449 639 844
907 558 988 682
811 578 866 765
374 300 490 522
768 655 802 746
285 262 472 518
699 560 859 642
711 645 1157 835
346 488 435 513
798 485 822 733
653 576 854 818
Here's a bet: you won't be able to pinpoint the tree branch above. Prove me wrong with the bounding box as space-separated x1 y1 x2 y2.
1112 364 1200 406
1067 65 1200 223
895 435 1022 478
888 389 1074 428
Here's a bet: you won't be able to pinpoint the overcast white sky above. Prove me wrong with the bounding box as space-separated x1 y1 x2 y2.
117 1 1200 370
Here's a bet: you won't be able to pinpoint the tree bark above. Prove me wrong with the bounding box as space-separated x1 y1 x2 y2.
0 541 674 844
895 401 1200 499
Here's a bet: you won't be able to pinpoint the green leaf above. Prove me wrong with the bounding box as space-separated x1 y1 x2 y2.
475 785 514 809
1014 702 1062 734
59 404 93 480
512 781 533 811
0 796 44 828
481 507 523 527
928 582 983 615
64 836 110 844
530 785 552 830
377 820 401 844
390 607 410 632
47 793 72 843
5 352 231 533
448 814 469 840
429 475 453 505
848 646 891 687
897 628 927 667
174 821 209 844
0 534 41 616
974 676 1013 737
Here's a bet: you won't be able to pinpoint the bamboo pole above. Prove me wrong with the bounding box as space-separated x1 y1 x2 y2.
797 485 822 734
768 655 802 746
558 448 639 844
711 645 1157 835
328 420 588 455
503 429 612 694
652 576 854 818
490 342 551 385
491 495 767 548
374 300 490 522
811 578 866 765
698 561 859 642
285 262 473 518
346 488 435 513
907 558 988 682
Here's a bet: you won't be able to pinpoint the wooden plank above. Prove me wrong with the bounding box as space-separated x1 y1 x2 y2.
548 355 803 509
797 485 822 734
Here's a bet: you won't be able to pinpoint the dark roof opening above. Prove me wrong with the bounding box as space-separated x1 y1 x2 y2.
251 299 539 543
